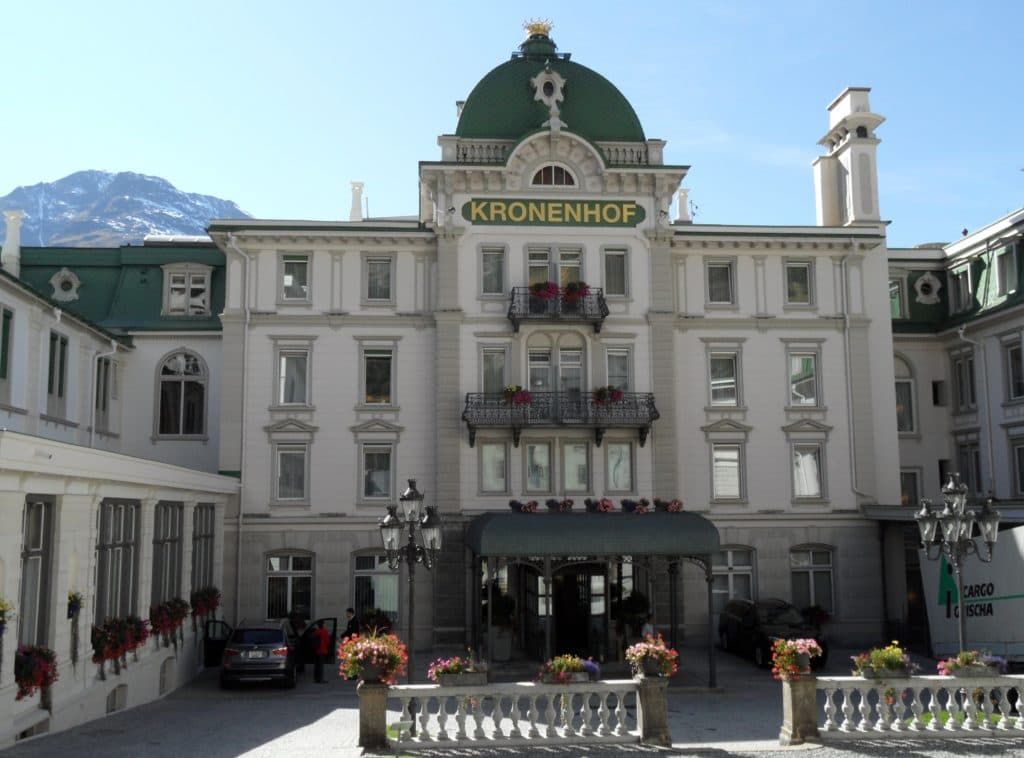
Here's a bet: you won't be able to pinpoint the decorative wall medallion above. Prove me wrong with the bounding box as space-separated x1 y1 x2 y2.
914 271 941 305
49 267 82 302
531 64 567 132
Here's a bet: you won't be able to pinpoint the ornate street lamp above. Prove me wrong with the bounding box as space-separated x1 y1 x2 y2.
915 473 1000 653
378 479 442 681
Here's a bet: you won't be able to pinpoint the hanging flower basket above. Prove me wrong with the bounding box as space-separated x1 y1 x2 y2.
15 644 59 701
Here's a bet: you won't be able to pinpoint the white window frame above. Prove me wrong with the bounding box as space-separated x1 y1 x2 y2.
524 441 553 494
353 554 399 627
151 501 183 606
480 345 508 395
161 263 212 316
889 276 906 319
1012 440 1024 496
191 503 215 590
900 469 921 508
95 355 116 432
785 344 822 408
360 343 396 407
273 443 310 505
952 351 977 412
712 546 755 615
957 442 982 493
561 440 590 494
705 259 736 307
363 253 396 306
155 350 207 439
531 164 576 187
605 440 634 493
711 442 744 501
479 441 509 494
361 443 394 502
480 245 506 297
274 341 312 407
94 500 139 624
997 247 1017 298
605 346 632 391
602 246 629 298
950 267 971 314
46 330 69 418
279 253 312 303
1005 340 1024 401
792 442 826 501
709 351 740 407
784 259 814 307
526 245 584 287
0 305 12 404
266 552 314 620
19 499 54 646
790 546 834 615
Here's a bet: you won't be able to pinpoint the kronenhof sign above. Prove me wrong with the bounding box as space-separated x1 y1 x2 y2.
462 199 646 227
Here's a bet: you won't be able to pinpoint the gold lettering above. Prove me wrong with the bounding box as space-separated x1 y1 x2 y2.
622 203 637 225
528 202 546 222
583 202 601 223
603 204 621 224
491 202 507 222
564 203 581 224
508 201 527 223
548 203 563 223
470 201 488 222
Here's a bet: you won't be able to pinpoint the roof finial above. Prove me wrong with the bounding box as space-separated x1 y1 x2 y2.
524 19 552 38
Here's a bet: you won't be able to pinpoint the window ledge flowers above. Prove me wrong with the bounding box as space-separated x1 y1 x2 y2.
770 638 823 682
15 644 58 701
851 640 919 678
508 499 538 513
338 631 408 685
937 649 1008 677
626 634 679 678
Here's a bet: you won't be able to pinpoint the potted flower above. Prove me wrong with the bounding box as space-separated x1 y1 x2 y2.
584 497 616 513
427 651 488 685
67 591 83 620
770 638 823 682
546 498 573 512
508 499 538 513
15 644 59 703
0 596 12 637
592 385 625 405
653 498 684 513
621 497 651 514
850 641 918 679
538 654 589 684
502 384 533 407
529 281 559 313
338 630 408 684
626 634 679 678
937 650 1008 677
563 280 590 303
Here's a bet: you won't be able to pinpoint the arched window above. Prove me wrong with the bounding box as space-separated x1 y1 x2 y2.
532 165 576 186
158 351 206 436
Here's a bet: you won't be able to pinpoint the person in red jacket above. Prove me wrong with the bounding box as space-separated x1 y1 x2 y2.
312 620 331 683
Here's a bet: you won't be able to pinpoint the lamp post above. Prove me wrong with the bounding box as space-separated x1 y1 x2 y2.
378 479 442 682
915 473 1000 653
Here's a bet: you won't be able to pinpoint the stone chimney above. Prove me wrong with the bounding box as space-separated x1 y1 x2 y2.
349 182 364 222
1 210 25 278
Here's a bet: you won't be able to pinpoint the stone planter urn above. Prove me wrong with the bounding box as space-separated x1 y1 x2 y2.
359 663 387 683
857 666 909 679
949 665 1000 678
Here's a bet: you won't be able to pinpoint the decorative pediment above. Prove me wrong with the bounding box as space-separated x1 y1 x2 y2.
263 418 318 442
350 419 405 435
505 131 605 192
781 419 833 439
700 418 752 441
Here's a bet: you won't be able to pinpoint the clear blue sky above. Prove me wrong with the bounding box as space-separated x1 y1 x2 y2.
2 0 1021 247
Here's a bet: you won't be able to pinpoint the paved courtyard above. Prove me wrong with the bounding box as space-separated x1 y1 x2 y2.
2 648 1022 757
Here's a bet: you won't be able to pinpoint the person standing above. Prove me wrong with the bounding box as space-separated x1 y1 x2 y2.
312 620 331 684
344 607 360 639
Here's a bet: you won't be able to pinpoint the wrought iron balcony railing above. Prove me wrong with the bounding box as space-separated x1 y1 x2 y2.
507 287 610 333
462 391 659 448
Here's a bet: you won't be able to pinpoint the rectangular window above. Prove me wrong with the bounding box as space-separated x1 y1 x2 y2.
481 247 504 295
165 268 211 315
47 331 68 417
889 278 905 319
1 306 13 386
953 354 976 411
712 548 754 614
482 348 506 395
528 349 551 393
709 353 738 406
606 441 632 492
282 255 310 301
895 380 915 432
789 352 818 406
95 500 139 623
363 444 392 499
559 348 583 392
95 356 114 431
707 261 734 305
1007 343 1024 400
19 500 53 646
528 248 551 286
353 555 398 628
606 348 631 391
364 349 393 405
276 444 308 501
563 442 589 492
604 248 628 297
712 443 741 499
267 553 313 620
790 549 833 614
366 257 393 301
957 443 982 493
900 470 920 507
558 249 582 287
932 380 946 407
191 504 215 589
481 442 507 493
279 351 309 405
951 268 971 313
997 248 1017 297
151 502 183 605
525 442 551 492
785 261 812 305
793 444 823 499
1015 445 1024 496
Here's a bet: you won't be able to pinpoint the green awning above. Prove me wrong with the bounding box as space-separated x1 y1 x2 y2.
466 512 720 558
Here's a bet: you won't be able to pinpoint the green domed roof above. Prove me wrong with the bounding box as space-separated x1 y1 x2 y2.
456 30 646 143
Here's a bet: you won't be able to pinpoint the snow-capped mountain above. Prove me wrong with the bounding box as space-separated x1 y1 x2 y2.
0 170 250 246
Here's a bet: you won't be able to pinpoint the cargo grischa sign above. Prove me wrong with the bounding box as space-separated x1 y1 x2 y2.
918 525 1024 660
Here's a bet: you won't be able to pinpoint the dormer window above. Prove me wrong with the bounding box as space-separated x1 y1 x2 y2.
162 263 212 316
532 165 576 186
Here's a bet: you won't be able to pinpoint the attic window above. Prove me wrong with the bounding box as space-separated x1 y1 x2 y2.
161 263 212 316
532 165 575 186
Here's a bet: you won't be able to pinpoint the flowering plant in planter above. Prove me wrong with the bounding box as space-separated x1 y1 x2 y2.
509 499 538 513
15 644 58 700
592 385 624 405
126 615 150 652
850 641 918 676
770 638 823 682
546 498 573 512
563 281 591 301
937 650 1008 676
622 498 650 513
0 596 13 637
530 281 559 300
502 384 533 406
653 498 684 513
67 591 83 620
190 586 221 618
538 653 588 683
426 652 486 683
338 631 408 684
626 634 679 678
584 497 616 512
149 603 175 645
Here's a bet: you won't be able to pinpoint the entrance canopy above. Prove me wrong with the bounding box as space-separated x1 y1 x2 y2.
467 512 720 557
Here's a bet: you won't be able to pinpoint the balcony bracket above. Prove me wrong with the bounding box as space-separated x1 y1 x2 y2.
467 426 477 448
594 427 605 447
639 426 650 448
512 426 522 448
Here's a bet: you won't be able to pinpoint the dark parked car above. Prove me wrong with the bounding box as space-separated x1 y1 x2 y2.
216 619 297 688
718 598 828 669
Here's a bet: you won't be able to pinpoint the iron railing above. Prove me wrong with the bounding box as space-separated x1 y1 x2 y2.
462 391 658 448
507 287 610 333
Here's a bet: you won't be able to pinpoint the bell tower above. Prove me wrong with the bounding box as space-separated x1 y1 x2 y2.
813 87 884 226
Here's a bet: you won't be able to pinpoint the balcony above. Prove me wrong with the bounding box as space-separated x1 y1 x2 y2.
462 391 659 448
507 287 610 333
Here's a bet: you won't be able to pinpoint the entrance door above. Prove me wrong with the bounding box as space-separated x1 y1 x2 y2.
203 619 232 668
552 565 607 658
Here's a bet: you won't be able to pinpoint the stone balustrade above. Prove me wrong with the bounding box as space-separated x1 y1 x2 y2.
780 673 1024 745
358 677 671 750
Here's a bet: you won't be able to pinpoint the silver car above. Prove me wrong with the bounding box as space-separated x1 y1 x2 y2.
217 619 297 689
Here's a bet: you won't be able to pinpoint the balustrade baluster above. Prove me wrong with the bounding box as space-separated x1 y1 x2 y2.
839 688 855 732
472 695 486 739
995 687 1013 730
1014 685 1024 731
527 694 540 738
543 693 557 738
908 686 925 731
856 686 873 732
873 688 890 732
821 688 837 731
892 691 907 731
418 697 431 740
508 694 523 739
979 686 995 731
613 688 629 735
945 686 962 731
597 690 611 736
398 697 414 741
497 694 511 739
455 695 467 740
926 687 943 731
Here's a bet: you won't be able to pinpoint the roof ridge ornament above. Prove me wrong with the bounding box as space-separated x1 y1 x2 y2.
524 19 552 37
530 64 567 133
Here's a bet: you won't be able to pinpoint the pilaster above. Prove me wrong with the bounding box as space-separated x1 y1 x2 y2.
648 313 679 497
135 498 159 614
